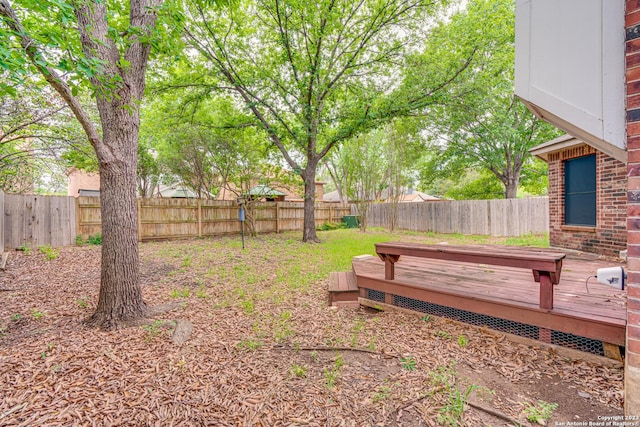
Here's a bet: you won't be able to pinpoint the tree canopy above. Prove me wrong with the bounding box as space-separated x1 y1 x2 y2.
176 0 470 241
419 0 560 199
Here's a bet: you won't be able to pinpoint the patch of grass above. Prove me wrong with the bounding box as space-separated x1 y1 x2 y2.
373 385 392 403
38 245 59 260
240 299 255 315
289 363 307 378
76 296 90 308
350 318 364 347
435 330 452 339
420 314 432 322
273 310 294 342
181 255 192 268
195 285 210 299
31 309 47 320
170 288 190 299
18 244 31 255
429 362 482 427
505 232 549 248
438 384 480 427
141 320 174 342
236 338 263 351
523 400 558 425
400 356 417 371
457 335 468 347
323 353 343 388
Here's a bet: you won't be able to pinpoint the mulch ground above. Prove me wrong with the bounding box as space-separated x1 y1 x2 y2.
0 235 625 426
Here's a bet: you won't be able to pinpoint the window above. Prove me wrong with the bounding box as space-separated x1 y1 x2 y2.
564 155 596 226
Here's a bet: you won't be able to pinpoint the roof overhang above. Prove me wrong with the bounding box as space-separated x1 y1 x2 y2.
521 99 627 164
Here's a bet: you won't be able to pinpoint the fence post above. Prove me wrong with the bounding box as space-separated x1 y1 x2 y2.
197 199 202 238
137 198 143 242
275 202 280 233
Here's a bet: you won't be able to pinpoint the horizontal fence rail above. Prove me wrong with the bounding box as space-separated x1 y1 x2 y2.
360 197 549 237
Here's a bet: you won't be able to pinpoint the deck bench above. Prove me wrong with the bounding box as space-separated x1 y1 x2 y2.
375 242 566 310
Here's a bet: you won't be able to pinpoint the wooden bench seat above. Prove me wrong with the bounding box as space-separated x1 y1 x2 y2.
375 242 566 310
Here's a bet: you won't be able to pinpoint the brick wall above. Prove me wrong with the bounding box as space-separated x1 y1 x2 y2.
67 169 100 197
627 0 640 415
547 144 627 258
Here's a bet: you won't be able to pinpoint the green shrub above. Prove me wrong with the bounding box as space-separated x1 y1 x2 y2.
86 233 102 245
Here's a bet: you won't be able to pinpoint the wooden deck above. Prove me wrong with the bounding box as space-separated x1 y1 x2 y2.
351 250 627 349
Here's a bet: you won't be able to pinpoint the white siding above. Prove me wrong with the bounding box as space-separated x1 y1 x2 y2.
515 0 625 162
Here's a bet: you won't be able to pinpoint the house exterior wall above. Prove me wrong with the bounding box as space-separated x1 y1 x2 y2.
547 144 627 258
67 169 100 197
627 0 640 415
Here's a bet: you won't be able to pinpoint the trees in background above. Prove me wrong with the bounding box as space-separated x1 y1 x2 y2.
323 118 423 231
419 0 559 199
0 88 87 193
180 0 470 242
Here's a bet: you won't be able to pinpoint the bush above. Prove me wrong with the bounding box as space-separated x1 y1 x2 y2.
86 233 102 245
317 222 347 231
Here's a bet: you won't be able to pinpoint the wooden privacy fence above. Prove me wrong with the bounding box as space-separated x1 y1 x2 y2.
2 192 77 249
77 197 351 241
361 197 549 236
0 191 546 249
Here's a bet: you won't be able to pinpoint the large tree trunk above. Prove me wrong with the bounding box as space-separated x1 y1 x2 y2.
504 175 519 199
302 167 319 243
86 105 147 329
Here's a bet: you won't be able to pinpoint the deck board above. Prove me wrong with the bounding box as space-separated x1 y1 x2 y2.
352 252 626 345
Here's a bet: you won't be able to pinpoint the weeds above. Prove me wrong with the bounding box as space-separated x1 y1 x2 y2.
76 297 90 308
18 244 31 255
86 233 102 245
142 320 174 342
240 299 255 315
373 385 392 402
435 330 452 339
323 353 343 388
290 363 307 378
31 309 47 320
10 313 22 322
195 285 210 299
38 245 59 260
170 288 190 299
457 335 468 347
523 400 558 425
400 356 417 371
236 338 263 351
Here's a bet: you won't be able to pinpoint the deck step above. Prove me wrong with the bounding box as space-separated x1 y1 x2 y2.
328 271 359 307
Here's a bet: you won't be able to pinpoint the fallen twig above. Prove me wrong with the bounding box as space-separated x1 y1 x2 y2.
0 402 27 420
467 401 521 426
270 344 397 356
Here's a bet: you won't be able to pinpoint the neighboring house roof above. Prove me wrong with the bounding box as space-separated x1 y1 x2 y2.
323 190 347 203
157 184 198 198
323 188 439 203
529 134 584 162
247 185 287 197
398 192 440 202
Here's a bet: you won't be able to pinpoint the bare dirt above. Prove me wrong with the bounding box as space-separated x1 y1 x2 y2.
0 235 625 426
